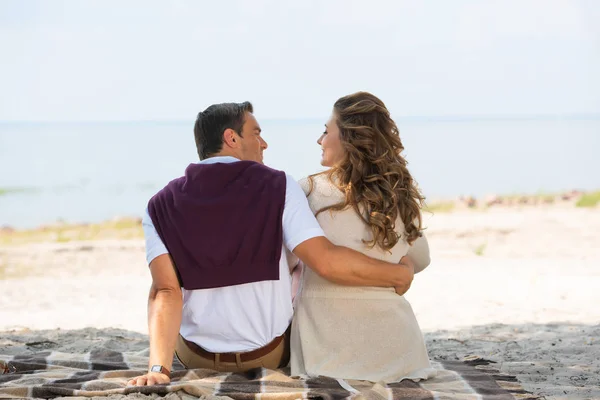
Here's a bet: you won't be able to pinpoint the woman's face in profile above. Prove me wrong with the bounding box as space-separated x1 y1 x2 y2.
317 113 345 167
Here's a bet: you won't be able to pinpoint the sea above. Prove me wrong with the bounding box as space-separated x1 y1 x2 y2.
1 117 598 228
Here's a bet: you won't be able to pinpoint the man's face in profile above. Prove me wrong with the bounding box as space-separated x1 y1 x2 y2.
236 112 268 164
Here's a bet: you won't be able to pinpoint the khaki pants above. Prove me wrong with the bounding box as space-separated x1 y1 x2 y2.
175 332 290 373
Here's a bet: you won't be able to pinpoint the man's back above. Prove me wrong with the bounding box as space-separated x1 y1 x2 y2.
142 156 325 353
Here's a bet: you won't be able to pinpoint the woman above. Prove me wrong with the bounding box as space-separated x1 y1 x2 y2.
290 92 435 383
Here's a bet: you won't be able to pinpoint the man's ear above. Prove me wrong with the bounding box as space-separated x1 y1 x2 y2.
222 128 239 149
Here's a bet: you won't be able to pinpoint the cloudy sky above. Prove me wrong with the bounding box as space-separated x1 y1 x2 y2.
1 0 598 121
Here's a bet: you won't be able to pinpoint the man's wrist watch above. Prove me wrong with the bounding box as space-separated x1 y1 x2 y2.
150 365 171 377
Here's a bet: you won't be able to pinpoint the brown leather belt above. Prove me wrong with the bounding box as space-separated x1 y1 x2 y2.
182 331 287 363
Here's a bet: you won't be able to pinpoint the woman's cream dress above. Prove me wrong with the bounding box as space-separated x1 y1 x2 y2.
290 174 436 383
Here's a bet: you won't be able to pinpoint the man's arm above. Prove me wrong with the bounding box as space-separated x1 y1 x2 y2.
129 211 182 386
283 175 414 291
129 254 182 386
147 255 182 374
293 237 414 290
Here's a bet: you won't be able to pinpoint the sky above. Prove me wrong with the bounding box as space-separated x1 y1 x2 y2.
0 0 599 121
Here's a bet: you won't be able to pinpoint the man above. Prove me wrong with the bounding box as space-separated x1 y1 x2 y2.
129 102 416 386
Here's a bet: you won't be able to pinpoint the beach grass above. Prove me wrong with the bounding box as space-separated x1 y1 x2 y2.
576 191 600 208
423 201 455 213
474 243 487 256
500 191 559 205
0 187 37 196
0 218 144 246
533 191 557 204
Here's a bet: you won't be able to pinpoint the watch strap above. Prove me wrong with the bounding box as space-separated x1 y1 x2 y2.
150 365 170 377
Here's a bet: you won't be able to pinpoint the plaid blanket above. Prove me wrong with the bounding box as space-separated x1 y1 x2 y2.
0 350 538 399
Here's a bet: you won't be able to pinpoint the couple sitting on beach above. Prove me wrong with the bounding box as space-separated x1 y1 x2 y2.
129 92 435 386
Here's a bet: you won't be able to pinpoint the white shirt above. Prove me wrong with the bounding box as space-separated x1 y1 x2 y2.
142 156 324 352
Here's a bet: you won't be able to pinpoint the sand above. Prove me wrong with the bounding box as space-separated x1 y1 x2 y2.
1 206 599 399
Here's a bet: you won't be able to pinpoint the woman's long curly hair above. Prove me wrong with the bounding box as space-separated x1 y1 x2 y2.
308 92 425 250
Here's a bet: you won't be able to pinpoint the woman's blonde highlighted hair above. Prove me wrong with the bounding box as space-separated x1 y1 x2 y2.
308 92 424 250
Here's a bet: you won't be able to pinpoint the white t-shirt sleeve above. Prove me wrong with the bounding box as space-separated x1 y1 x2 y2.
282 173 325 251
142 208 169 265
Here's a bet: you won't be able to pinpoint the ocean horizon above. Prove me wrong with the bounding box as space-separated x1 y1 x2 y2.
1 115 599 229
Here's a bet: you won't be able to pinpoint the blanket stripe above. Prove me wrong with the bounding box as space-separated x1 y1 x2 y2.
442 360 515 399
0 351 539 399
388 380 434 400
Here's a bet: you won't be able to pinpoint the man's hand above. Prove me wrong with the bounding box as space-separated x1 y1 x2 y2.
395 256 415 296
127 371 170 386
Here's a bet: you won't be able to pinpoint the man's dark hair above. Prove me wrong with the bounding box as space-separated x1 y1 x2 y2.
194 102 254 160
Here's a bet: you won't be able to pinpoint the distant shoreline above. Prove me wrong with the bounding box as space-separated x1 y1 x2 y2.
3 188 595 232
1 189 598 246
424 188 599 213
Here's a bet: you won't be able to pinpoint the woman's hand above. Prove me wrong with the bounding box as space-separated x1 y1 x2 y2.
127 371 170 386
395 256 415 296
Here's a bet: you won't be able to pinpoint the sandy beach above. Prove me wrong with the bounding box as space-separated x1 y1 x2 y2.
1 205 599 399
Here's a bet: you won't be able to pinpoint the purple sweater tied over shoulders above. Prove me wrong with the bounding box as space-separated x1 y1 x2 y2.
147 160 287 290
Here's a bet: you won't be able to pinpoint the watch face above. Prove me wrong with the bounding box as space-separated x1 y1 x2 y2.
151 365 161 373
